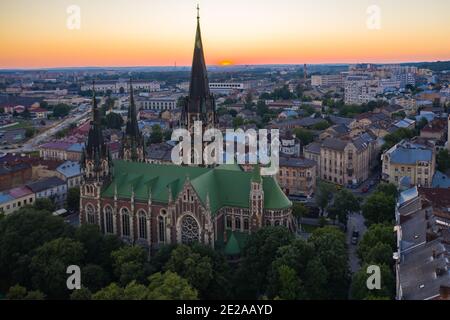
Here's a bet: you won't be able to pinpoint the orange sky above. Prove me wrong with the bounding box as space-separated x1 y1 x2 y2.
0 0 449 68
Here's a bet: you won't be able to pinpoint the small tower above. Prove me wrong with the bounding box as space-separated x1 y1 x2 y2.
121 79 146 162
249 165 264 231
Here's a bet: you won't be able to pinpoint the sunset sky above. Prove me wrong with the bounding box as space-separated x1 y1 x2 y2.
0 0 449 69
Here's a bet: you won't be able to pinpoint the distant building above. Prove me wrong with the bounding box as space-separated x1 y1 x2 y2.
56 161 82 189
0 163 32 192
382 140 436 187
138 97 178 111
81 80 160 94
26 176 67 209
311 74 344 88
0 186 35 215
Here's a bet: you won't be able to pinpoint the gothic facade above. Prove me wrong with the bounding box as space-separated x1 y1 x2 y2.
79 12 294 255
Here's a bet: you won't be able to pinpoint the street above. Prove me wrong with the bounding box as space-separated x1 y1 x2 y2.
346 212 367 274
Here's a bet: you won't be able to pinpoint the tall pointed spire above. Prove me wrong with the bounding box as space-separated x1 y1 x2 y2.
189 4 210 103
82 80 112 180
120 78 146 162
182 6 217 131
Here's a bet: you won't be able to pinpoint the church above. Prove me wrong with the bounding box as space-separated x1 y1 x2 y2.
79 11 293 255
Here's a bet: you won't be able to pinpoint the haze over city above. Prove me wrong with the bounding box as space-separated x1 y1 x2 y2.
1 0 450 69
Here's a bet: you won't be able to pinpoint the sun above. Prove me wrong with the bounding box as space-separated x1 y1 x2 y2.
219 60 233 66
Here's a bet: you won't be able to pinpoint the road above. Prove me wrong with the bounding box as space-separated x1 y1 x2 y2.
346 212 367 274
6 109 91 153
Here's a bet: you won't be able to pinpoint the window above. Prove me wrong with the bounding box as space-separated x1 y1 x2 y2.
86 204 95 224
138 211 148 239
265 219 271 227
121 208 130 237
158 216 165 243
180 215 200 244
235 217 241 230
226 216 232 229
104 206 114 234
243 218 249 230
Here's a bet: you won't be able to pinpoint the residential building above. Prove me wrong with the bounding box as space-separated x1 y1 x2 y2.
382 140 436 187
0 186 35 215
56 161 82 189
138 97 178 111
395 187 450 300
277 157 316 197
319 134 377 186
26 176 67 209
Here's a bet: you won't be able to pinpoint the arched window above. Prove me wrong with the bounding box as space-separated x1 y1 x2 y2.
158 215 165 243
235 217 241 230
104 206 114 234
86 204 95 224
243 218 249 231
274 220 280 226
265 219 271 227
138 211 148 240
180 215 200 244
121 208 130 237
226 215 232 229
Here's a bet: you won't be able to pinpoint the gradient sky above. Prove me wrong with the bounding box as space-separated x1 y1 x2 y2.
0 0 449 68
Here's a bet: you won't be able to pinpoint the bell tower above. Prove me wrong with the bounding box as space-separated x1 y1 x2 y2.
80 82 113 224
250 165 264 231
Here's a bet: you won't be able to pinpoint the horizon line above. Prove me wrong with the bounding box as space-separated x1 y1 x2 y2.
1 59 449 72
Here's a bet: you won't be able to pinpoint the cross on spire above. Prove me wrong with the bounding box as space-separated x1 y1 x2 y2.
197 4 200 20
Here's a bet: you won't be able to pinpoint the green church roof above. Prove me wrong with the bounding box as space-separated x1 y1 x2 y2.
224 232 241 256
102 160 291 216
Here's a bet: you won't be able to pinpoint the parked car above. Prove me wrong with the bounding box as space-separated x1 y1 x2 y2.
361 186 369 193
351 230 360 245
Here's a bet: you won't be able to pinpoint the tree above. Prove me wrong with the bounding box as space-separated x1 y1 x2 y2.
375 183 398 198
315 182 335 215
30 238 85 299
362 192 395 226
308 227 350 299
164 245 213 296
293 128 314 146
311 120 330 131
234 227 294 299
437 149 450 173
6 284 45 300
6 284 27 300
66 187 80 212
104 112 124 130
70 287 92 300
328 189 360 225
357 224 396 263
244 92 254 109
270 265 304 300
33 198 56 212
82 264 110 293
92 283 124 300
25 128 36 138
52 104 71 118
147 271 198 300
256 100 269 117
149 124 163 144
292 202 309 224
350 264 395 300
111 246 149 286
233 116 244 129
123 280 149 300
364 242 394 267
163 129 173 142
382 128 415 151
0 209 74 290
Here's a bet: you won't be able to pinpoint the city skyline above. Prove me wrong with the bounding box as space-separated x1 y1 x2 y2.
1 0 450 69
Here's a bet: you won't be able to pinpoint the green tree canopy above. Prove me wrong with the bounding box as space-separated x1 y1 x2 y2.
30 238 85 299
350 264 395 300
149 124 163 144
147 271 198 300
104 112 124 130
111 245 149 286
362 192 395 226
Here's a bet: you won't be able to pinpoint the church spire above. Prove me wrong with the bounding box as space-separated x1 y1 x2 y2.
82 81 112 181
120 78 146 162
182 6 217 131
